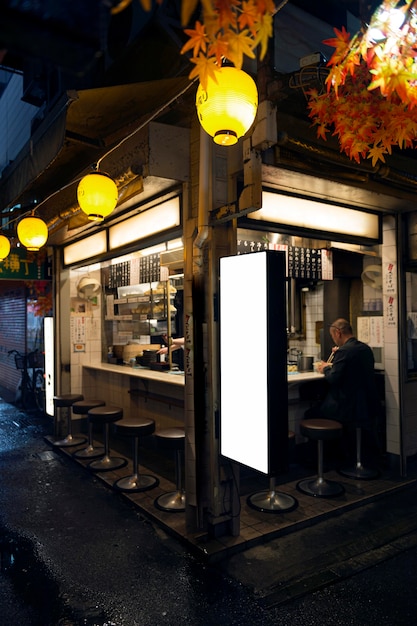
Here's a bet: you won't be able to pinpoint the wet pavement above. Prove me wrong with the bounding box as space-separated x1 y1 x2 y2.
2 396 417 625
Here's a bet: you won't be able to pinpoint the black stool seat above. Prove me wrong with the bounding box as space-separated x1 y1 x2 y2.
300 418 343 441
113 418 156 438
72 400 106 460
155 427 185 448
112 418 158 492
72 399 106 415
247 431 298 513
87 406 127 472
53 393 85 447
53 393 84 407
297 418 345 498
154 428 186 512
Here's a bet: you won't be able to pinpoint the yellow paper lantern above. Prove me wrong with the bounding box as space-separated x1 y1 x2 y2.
17 216 48 251
0 234 10 260
196 67 258 146
77 171 118 221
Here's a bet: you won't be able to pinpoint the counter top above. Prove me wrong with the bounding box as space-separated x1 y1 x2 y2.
82 362 185 386
83 362 323 387
287 371 324 385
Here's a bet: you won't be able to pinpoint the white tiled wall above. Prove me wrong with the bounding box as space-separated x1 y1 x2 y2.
69 269 103 397
304 285 324 358
288 283 323 359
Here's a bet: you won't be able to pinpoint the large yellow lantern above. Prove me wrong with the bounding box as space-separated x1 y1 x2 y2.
0 234 10 260
17 216 48 251
196 67 258 146
77 171 118 221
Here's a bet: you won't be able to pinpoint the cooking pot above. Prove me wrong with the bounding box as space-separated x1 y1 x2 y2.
297 355 314 372
136 349 158 367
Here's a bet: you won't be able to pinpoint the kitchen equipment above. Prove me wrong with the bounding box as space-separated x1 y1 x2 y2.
137 349 158 367
122 344 160 362
150 362 170 371
297 355 314 372
287 347 301 365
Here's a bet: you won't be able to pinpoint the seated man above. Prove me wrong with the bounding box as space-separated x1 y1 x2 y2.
314 318 383 463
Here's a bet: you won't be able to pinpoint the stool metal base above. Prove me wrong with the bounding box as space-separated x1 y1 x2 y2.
339 463 379 480
297 476 345 498
53 434 87 448
155 490 186 512
247 489 298 513
114 473 158 492
88 455 127 472
73 444 105 460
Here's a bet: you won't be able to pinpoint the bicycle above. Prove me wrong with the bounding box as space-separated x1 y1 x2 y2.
8 349 46 413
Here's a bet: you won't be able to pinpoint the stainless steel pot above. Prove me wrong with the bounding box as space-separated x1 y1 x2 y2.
297 355 314 372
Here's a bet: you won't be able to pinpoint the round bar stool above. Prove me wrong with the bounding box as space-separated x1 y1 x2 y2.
297 419 345 498
72 399 106 460
112 418 158 492
87 406 127 472
53 393 85 447
339 426 379 480
154 427 186 512
247 431 298 513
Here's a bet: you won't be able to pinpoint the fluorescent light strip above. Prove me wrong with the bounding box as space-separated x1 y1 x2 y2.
247 192 379 240
109 197 180 250
63 231 107 265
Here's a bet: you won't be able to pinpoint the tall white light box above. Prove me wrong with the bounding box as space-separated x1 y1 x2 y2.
44 317 55 417
220 251 288 474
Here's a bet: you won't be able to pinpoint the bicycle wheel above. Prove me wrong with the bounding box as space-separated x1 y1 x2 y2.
33 369 46 414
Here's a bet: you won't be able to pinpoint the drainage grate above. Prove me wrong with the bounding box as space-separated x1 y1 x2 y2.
12 416 32 428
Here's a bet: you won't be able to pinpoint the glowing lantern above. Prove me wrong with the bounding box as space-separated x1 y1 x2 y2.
17 216 48 251
0 234 10 260
196 67 258 146
77 171 118 221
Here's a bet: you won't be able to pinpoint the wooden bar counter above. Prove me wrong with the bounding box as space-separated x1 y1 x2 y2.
82 363 185 431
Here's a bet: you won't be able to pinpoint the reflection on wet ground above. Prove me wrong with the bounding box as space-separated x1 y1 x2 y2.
1 396 417 625
0 399 280 626
1 528 74 624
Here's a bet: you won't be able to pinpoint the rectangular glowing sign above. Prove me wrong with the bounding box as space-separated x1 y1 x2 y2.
246 192 380 241
220 251 288 474
109 197 180 250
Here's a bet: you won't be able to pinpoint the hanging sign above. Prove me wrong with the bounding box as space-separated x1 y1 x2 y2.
0 247 50 280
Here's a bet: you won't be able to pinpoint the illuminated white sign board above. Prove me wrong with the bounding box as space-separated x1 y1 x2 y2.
44 317 55 417
220 251 288 474
246 192 380 242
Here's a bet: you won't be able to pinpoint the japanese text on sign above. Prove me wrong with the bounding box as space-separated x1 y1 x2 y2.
384 262 397 294
0 248 50 280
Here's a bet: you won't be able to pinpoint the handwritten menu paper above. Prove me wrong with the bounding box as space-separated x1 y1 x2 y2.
357 316 384 347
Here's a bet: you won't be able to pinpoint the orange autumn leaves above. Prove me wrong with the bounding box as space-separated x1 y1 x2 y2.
180 0 275 89
308 1 417 165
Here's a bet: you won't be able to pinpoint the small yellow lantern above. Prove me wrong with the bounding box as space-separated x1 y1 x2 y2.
196 67 258 146
17 216 48 251
0 234 10 260
77 171 118 221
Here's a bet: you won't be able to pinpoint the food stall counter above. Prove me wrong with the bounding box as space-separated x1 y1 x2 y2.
83 362 185 386
81 363 185 431
287 371 324 385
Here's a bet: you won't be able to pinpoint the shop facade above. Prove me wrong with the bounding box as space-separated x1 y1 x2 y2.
2 2 417 540
42 114 416 538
